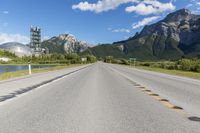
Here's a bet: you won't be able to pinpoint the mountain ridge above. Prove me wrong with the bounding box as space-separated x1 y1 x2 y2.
41 34 89 54
83 8 200 60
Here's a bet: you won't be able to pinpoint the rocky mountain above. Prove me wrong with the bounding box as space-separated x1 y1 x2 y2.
83 9 200 60
41 34 89 54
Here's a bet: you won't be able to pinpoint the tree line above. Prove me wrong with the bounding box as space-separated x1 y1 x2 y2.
0 51 96 64
103 56 200 73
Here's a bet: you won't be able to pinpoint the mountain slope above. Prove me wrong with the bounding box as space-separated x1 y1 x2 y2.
84 9 200 60
41 34 88 54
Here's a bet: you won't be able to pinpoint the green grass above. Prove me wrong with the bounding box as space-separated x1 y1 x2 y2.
0 64 83 81
134 66 200 80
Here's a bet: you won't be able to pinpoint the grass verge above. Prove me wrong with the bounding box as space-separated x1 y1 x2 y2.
134 66 200 80
0 64 84 81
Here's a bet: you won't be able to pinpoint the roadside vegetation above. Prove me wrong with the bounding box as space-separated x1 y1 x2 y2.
103 56 200 79
0 50 17 59
0 64 83 81
0 50 97 80
0 51 97 65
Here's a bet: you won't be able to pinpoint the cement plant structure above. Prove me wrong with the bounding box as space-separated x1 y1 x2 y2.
30 26 47 55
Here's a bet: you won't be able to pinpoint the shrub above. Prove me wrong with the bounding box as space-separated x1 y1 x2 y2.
120 59 129 65
178 59 192 71
86 55 97 63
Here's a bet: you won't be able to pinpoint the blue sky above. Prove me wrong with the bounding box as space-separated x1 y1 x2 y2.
0 0 199 45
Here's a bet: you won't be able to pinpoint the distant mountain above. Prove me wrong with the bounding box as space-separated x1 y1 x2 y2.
41 34 89 54
83 9 200 60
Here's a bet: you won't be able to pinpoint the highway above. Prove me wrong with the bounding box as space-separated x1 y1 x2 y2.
108 63 200 117
0 62 199 133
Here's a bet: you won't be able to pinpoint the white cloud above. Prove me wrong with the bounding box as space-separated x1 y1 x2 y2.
186 3 193 8
2 11 9 14
42 36 50 41
0 33 29 44
190 0 200 4
124 36 129 39
72 0 136 13
187 0 200 13
126 0 175 15
126 3 157 15
72 0 175 15
108 28 130 33
132 16 160 29
188 0 200 6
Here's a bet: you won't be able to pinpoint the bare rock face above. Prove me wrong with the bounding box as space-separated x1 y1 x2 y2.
117 45 124 51
124 8 200 58
59 34 88 53
139 9 200 45
42 34 89 54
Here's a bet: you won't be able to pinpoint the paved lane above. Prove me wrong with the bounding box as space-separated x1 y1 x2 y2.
107 63 200 117
0 64 90 98
0 63 199 133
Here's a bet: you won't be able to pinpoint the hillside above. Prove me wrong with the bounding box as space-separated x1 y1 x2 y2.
83 9 200 60
0 50 17 59
41 34 89 54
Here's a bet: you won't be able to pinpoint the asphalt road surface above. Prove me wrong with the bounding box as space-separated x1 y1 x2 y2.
0 62 199 133
107 63 200 117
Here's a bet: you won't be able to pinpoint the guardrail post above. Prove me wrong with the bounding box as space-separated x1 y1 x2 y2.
28 63 32 75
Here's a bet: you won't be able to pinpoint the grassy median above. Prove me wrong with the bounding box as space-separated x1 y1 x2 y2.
0 64 83 81
134 66 200 80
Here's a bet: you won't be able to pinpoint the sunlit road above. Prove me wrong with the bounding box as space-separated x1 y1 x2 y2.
0 62 199 133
